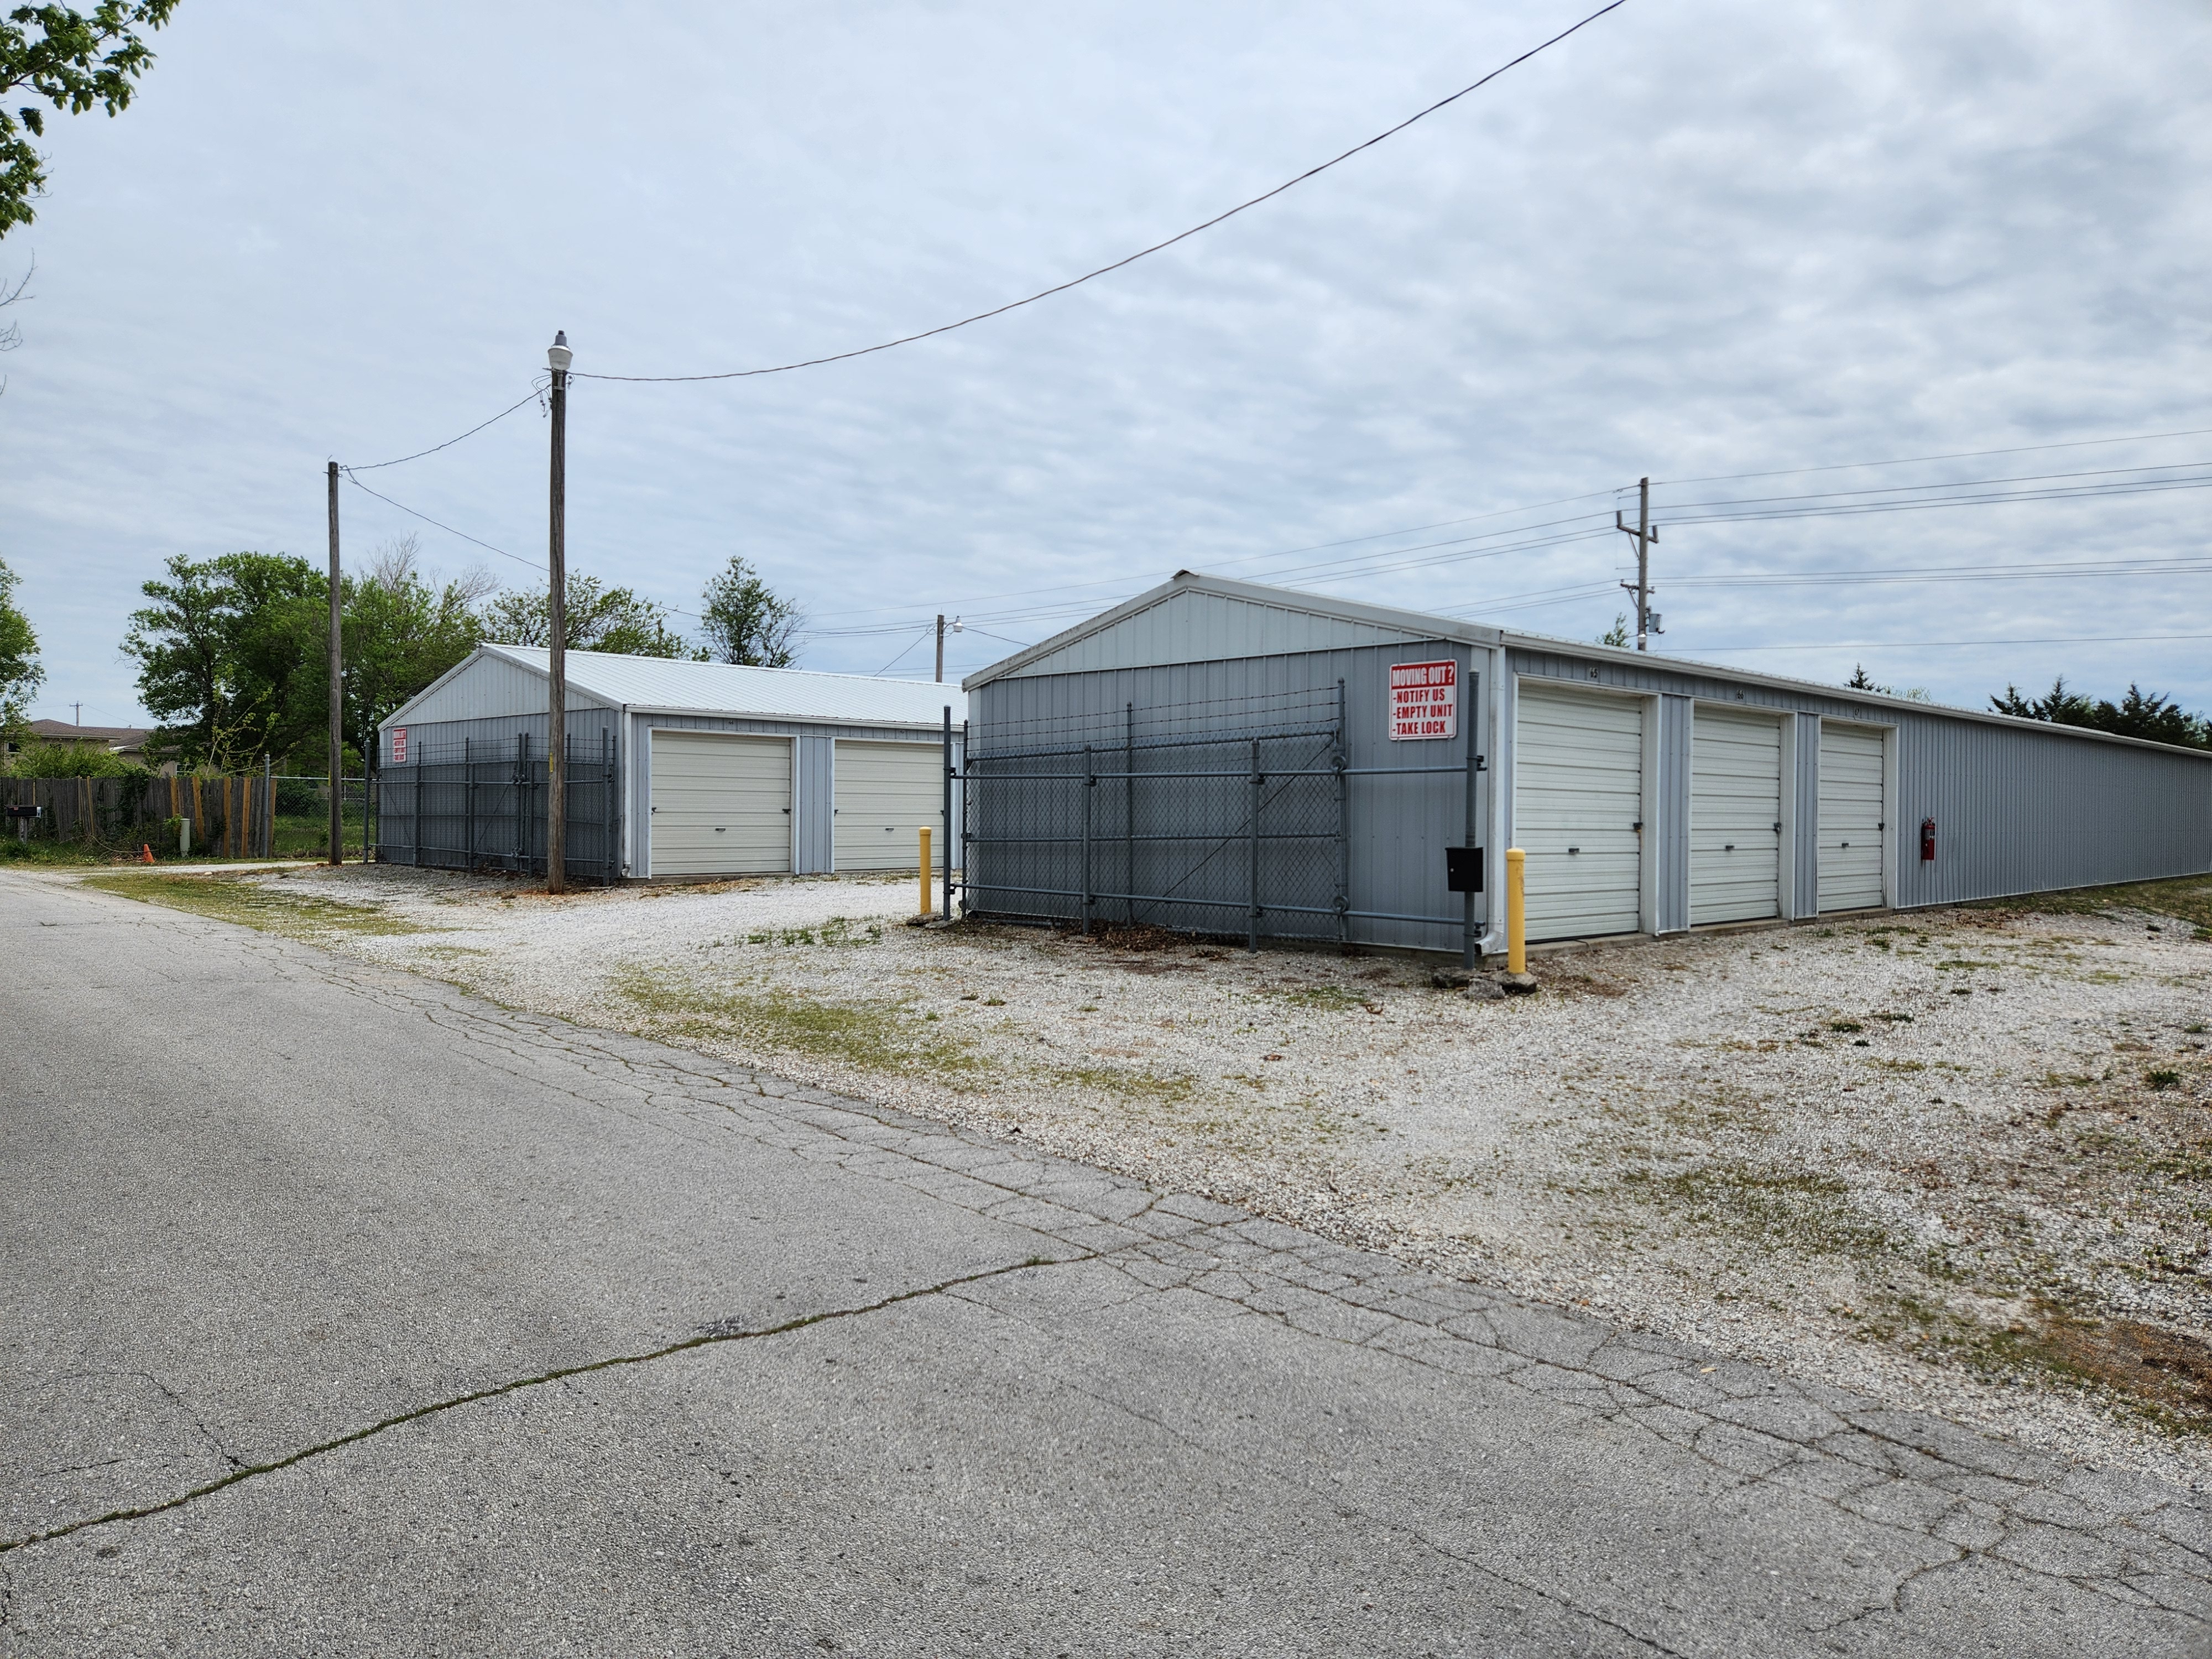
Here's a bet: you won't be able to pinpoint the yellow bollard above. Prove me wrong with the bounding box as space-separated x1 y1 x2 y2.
1505 847 1526 974
919 826 933 916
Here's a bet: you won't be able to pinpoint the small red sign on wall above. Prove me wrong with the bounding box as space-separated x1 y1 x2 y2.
390 726 408 764
1389 660 1457 741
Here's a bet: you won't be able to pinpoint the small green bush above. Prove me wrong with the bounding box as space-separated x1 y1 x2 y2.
5 741 150 779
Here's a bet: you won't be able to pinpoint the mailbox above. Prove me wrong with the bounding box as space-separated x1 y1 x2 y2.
1446 846 1484 894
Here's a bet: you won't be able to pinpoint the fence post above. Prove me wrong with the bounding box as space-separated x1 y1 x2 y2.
1335 679 1350 949
1081 743 1093 936
463 737 475 872
1463 668 1481 970
1248 738 1261 954
515 733 529 874
959 718 971 914
1124 702 1135 925
937 708 952 918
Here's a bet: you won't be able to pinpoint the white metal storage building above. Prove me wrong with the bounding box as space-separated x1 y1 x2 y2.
375 645 963 881
957 572 2212 955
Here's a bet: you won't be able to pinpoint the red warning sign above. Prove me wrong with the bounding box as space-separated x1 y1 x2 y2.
1388 660 1457 742
390 726 409 764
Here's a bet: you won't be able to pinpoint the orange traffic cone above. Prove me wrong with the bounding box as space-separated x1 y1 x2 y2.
140 843 155 863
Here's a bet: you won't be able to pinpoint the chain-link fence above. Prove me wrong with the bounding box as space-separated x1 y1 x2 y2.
374 732 621 883
961 686 1353 948
961 679 1488 955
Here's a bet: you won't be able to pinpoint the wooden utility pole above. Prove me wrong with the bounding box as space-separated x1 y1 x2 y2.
935 614 946 683
546 332 571 894
326 461 343 863
1615 476 1660 651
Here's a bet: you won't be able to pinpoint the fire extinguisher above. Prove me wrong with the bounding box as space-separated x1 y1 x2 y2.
1919 817 1937 862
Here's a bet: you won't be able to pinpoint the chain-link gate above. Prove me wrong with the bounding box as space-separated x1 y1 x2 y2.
375 732 622 883
959 678 1484 954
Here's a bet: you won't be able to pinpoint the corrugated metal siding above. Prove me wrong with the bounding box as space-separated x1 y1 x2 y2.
794 734 833 874
1511 648 2212 912
383 653 613 730
970 643 1485 952
967 621 2212 956
1893 715 2211 904
1653 695 1692 933
1001 589 1434 680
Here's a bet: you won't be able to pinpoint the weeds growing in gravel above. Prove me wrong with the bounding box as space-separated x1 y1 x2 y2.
81 872 426 941
610 966 976 1075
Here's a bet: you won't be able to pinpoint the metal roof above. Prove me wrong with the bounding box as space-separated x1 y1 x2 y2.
389 645 963 731
966 571 2212 759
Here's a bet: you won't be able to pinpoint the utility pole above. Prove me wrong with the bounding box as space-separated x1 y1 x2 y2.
1615 476 1661 651
71 702 81 727
933 614 961 683
546 331 571 895
326 460 343 863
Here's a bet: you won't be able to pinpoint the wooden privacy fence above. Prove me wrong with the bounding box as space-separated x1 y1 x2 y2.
1 774 277 858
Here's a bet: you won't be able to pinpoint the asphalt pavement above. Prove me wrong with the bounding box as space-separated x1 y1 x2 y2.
2 868 2206 1656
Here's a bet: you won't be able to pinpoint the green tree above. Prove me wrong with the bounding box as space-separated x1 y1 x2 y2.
330 535 486 773
1595 613 1630 649
1992 676 2208 748
0 552 42 733
481 574 700 659
698 556 802 667
123 551 325 769
2 2 180 239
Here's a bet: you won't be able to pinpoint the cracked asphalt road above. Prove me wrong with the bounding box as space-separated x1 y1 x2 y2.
3 870 2207 1657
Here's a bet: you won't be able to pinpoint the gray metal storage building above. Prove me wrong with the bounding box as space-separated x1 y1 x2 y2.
375 645 963 881
958 572 2211 955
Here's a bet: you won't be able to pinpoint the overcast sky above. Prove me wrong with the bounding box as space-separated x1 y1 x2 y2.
5 0 2209 728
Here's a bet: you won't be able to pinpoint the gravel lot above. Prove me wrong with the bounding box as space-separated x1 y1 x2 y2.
79 861 2212 1489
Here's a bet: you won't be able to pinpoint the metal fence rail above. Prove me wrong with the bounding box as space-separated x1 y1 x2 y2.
375 733 621 884
961 679 1487 956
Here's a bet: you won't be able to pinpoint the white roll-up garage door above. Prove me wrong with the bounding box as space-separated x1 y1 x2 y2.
833 740 943 871
1690 706 1783 926
1817 723 1886 912
649 731 791 877
1515 682 1644 941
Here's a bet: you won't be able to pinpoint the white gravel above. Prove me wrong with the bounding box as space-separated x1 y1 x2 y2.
194 862 2212 1488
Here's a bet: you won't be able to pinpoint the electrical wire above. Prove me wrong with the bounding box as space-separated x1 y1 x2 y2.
1653 426 2212 488
340 392 540 472
569 2 1629 385
341 472 540 571
1679 632 2212 653
870 627 934 677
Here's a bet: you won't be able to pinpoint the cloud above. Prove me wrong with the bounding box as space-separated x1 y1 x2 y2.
3 0 2207 725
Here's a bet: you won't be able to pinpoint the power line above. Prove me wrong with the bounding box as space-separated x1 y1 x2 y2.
341 392 540 472
340 471 709 622
570 3 1630 385
1679 632 2212 653
341 472 540 571
1652 426 2212 488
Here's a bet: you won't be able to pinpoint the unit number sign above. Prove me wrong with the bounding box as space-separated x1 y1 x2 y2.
1388 660 1457 741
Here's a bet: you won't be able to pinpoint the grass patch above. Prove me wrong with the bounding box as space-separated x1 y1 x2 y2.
0 838 133 866
1041 1061 1197 1103
610 966 977 1075
2147 1070 2183 1092
1273 984 1374 1013
1973 873 2212 935
1618 1160 1888 1259
79 872 426 940
737 916 884 948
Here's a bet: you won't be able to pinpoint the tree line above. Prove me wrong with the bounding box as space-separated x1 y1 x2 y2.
0 546 802 776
